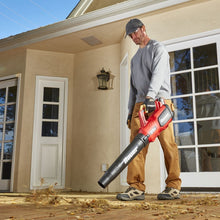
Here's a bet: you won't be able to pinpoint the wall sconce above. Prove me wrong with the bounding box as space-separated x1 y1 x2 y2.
96 68 114 90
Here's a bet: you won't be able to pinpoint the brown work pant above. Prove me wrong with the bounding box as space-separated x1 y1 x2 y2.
127 100 181 192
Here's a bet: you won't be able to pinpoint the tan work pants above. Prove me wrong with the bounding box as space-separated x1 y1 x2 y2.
127 100 181 192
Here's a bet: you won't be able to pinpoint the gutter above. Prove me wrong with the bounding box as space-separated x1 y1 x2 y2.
0 0 192 52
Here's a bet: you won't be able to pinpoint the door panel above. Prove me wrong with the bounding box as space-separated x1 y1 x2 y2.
41 144 58 178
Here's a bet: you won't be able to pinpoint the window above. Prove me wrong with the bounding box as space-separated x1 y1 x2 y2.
0 81 17 181
169 42 220 173
41 87 59 137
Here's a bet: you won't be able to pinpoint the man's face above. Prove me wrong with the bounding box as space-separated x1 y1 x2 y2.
129 27 144 45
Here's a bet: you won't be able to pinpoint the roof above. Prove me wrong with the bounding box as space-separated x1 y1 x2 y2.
0 0 193 54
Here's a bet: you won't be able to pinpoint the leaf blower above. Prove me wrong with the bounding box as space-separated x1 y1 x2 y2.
98 99 173 188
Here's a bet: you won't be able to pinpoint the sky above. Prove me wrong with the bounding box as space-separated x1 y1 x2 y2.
0 0 80 39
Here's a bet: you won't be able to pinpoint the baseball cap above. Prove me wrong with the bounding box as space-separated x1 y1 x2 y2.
125 18 144 37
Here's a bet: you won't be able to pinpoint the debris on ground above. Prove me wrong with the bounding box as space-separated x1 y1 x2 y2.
0 189 219 220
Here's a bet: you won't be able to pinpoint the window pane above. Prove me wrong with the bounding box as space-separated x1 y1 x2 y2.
196 93 220 118
3 142 13 159
42 122 58 137
6 104 16 121
193 43 217 68
43 104 59 119
169 48 191 72
174 122 195 146
44 87 59 102
171 72 192 96
5 123 14 141
2 162 11 179
7 86 17 103
0 106 5 122
194 68 219 93
0 88 6 104
172 97 193 120
197 120 220 144
199 147 220 172
178 148 196 172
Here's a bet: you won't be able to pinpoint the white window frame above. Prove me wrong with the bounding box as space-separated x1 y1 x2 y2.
164 29 220 188
0 74 21 192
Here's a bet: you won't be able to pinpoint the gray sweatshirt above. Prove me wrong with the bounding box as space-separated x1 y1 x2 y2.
128 39 171 114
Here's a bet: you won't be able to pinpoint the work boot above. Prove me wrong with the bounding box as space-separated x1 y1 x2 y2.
116 187 145 201
157 187 180 200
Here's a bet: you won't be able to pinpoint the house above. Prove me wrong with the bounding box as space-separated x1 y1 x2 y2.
0 0 219 193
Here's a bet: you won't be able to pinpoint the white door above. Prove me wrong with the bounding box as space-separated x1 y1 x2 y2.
120 54 130 186
166 32 220 188
31 76 68 189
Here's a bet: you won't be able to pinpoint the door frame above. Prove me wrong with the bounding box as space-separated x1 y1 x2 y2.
30 76 68 189
164 29 220 188
0 74 21 192
120 53 130 186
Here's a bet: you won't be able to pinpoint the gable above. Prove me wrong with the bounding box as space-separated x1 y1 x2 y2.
85 0 128 13
67 0 128 18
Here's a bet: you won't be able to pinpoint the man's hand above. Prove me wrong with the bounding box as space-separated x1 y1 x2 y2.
143 97 156 113
127 114 132 129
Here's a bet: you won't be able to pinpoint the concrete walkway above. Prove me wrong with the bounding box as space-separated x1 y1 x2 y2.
0 191 219 220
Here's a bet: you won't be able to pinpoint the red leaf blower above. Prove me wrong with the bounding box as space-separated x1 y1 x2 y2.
98 100 173 188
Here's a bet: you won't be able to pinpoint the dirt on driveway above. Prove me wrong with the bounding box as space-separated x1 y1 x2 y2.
0 188 219 220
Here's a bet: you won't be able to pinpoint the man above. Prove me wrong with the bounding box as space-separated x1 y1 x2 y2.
116 18 181 201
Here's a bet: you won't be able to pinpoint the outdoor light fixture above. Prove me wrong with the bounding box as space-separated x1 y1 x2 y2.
97 68 114 90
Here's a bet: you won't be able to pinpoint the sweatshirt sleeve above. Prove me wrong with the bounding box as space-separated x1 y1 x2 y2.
147 44 170 99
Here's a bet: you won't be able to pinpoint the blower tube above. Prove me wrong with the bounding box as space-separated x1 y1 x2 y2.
98 133 149 188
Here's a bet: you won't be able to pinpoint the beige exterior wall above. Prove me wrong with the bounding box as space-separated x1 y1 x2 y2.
71 44 121 192
0 48 26 76
140 0 220 42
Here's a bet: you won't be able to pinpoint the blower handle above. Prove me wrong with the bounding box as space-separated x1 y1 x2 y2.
139 99 164 128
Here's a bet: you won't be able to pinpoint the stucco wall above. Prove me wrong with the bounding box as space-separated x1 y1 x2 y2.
140 0 220 42
71 44 120 192
0 48 26 76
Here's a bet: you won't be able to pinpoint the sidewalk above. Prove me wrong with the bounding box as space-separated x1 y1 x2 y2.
0 190 219 220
